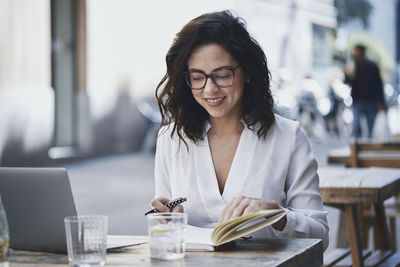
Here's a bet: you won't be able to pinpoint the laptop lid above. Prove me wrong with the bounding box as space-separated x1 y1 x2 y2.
0 167 77 253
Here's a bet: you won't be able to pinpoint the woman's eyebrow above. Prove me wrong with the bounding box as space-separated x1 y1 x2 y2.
187 68 205 72
188 65 232 72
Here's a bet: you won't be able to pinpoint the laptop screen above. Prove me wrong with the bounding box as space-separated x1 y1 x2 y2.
0 167 77 253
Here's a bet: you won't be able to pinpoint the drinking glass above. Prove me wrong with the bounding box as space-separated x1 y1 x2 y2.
64 215 107 267
0 195 9 264
147 212 187 260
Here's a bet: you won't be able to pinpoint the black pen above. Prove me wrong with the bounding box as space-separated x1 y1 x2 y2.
145 197 187 216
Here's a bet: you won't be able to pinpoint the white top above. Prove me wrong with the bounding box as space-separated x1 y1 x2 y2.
154 114 329 251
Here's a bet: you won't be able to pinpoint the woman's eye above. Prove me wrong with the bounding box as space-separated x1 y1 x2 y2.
191 75 204 81
214 69 232 79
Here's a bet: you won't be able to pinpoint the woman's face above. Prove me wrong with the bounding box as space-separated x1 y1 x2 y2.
187 43 246 120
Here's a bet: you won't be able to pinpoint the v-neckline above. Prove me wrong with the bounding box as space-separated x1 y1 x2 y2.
205 126 246 198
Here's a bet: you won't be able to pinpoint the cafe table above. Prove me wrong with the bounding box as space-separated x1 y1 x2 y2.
319 167 400 267
7 235 323 267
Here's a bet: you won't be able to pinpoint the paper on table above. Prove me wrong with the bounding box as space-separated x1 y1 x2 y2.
186 225 215 251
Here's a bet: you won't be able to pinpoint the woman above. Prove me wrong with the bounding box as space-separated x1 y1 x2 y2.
150 10 328 250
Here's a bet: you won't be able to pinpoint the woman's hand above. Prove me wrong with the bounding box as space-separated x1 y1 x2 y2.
149 197 184 213
217 196 287 231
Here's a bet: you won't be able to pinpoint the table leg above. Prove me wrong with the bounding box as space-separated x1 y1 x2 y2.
344 204 364 267
373 202 391 250
336 211 349 248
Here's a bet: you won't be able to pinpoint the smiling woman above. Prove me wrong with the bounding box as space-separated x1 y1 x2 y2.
150 10 329 251
155 11 275 144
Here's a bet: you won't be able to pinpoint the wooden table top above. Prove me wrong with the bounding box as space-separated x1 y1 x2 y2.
319 167 400 204
8 236 323 267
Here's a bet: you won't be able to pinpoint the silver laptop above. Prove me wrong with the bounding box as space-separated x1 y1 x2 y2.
0 167 141 254
0 167 76 253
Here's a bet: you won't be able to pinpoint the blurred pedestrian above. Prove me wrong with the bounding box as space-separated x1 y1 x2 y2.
345 44 385 138
324 84 341 136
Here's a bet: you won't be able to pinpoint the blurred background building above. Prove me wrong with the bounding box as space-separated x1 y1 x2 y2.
0 0 399 166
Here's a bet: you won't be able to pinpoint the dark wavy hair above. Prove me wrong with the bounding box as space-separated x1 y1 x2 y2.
156 10 275 146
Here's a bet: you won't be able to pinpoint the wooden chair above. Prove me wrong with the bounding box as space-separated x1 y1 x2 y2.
349 139 400 251
348 140 400 168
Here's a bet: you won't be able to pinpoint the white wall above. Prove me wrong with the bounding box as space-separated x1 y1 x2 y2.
0 0 51 88
0 0 53 164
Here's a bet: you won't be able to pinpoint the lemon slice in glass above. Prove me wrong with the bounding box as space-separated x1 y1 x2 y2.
149 225 169 233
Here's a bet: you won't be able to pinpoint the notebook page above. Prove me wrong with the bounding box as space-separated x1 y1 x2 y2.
186 225 215 251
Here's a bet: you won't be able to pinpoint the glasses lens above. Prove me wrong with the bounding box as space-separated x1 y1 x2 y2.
213 69 234 87
187 72 206 89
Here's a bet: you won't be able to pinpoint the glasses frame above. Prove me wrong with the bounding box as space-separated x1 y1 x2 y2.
185 65 241 90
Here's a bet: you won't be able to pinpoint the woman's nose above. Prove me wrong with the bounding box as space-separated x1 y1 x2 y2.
203 76 218 93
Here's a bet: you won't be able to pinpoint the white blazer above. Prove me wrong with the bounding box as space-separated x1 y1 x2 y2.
154 114 329 251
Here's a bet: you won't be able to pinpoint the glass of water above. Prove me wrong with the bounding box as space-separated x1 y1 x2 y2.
147 212 187 260
64 215 108 267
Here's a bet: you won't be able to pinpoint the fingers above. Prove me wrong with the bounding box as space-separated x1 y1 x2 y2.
149 197 171 212
217 197 235 224
218 197 281 223
218 196 247 224
149 198 185 213
230 198 250 219
242 202 258 216
243 199 280 216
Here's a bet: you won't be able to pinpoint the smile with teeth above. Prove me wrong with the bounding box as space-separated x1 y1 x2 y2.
205 97 225 103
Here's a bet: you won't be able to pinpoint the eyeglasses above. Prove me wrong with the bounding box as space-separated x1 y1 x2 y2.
185 65 241 90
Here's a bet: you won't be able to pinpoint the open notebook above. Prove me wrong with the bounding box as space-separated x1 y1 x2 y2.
186 208 287 251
